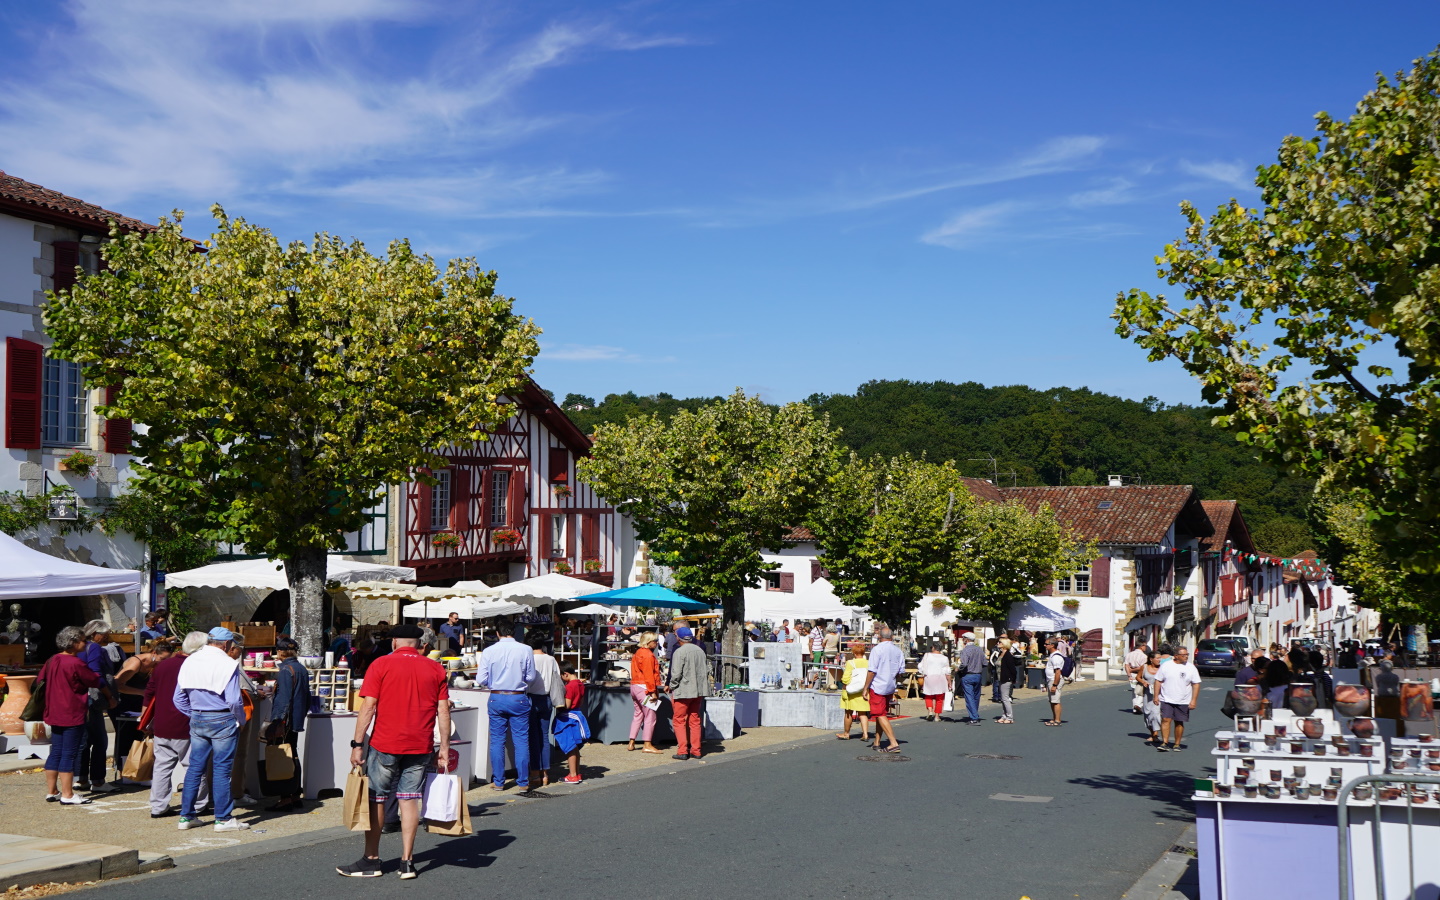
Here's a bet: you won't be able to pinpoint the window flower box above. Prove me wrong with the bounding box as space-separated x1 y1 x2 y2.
553 484 573 498
492 527 522 546
58 451 97 477
582 558 602 574
431 532 462 550
553 560 573 575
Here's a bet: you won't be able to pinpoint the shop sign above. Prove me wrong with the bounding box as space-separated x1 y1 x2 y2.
1252 602 1270 618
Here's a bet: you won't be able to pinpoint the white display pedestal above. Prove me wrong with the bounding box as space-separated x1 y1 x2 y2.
299 711 358 800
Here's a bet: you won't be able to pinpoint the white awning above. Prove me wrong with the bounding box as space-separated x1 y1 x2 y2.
1008 598 1077 631
451 573 610 606
165 556 416 591
0 531 142 598
745 578 856 621
401 598 532 620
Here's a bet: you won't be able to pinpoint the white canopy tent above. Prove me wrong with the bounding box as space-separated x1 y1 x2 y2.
566 602 625 617
0 531 142 599
451 573 610 606
1008 598 1077 632
745 577 855 622
165 556 416 591
401 598 532 620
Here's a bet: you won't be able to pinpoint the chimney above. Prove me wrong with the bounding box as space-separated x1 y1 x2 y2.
1107 475 1123 487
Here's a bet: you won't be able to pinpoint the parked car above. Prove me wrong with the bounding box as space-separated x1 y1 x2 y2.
1195 638 1245 676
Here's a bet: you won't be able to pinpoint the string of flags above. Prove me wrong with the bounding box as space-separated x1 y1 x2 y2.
1197 539 1334 578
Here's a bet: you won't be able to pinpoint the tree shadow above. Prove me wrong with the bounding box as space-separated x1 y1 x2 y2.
1068 768 1197 821
414 827 515 872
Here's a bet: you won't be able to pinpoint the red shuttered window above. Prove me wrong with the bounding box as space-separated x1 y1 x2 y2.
450 469 470 532
1089 557 1110 598
506 470 525 527
548 446 569 483
412 475 433 535
581 512 599 561
5 338 43 449
778 572 795 593
52 241 79 294
103 385 132 454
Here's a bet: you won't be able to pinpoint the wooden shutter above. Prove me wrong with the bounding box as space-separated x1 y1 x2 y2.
779 572 795 593
549 446 569 483
450 469 470 532
539 514 552 559
563 513 573 558
103 384 132 454
1090 557 1110 598
52 241 79 294
479 470 493 527
5 338 43 449
1037 581 1054 597
413 477 432 534
581 513 599 561
507 470 524 527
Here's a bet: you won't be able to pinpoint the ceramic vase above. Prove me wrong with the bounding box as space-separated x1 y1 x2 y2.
0 675 34 734
1230 689 1263 715
1350 717 1376 739
1299 717 1325 739
1402 681 1434 721
1288 683 1319 717
1334 683 1371 717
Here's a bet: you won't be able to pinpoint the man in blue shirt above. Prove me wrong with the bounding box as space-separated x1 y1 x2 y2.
477 625 537 792
864 627 906 753
173 627 250 832
439 612 466 656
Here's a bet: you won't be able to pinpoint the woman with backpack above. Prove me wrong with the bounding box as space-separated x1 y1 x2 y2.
835 642 870 740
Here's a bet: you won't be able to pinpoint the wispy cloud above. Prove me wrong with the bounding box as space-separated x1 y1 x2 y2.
541 343 675 363
920 201 1027 249
1178 159 1254 191
1068 176 1136 208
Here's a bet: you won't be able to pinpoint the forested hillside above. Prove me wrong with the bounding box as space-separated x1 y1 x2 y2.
563 381 1316 554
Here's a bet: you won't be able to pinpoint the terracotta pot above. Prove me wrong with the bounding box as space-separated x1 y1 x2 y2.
1350 717 1377 739
1402 681 1434 721
1299 717 1325 739
1334 683 1372 717
0 675 34 735
1229 690 1263 715
1288 683 1319 718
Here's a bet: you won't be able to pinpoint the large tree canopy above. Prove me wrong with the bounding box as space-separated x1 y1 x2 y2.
1114 49 1440 573
47 207 539 652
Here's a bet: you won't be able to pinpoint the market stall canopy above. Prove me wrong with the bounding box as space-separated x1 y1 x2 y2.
0 531 142 598
401 597 532 620
450 573 610 605
745 577 855 622
1008 598 1077 632
165 556 416 591
565 602 625 617
585 582 715 613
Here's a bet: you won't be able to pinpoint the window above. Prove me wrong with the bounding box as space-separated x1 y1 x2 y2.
490 470 510 526
762 572 795 592
430 470 451 531
42 356 87 446
1056 563 1091 595
549 514 566 557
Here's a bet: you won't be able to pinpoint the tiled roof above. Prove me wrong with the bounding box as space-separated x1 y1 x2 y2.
997 484 1210 545
1198 500 1255 553
783 526 816 543
0 171 154 233
961 476 1005 504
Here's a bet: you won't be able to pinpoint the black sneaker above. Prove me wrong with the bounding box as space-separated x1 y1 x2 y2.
382 821 401 834
398 860 417 880
337 857 384 878
1157 743 1172 752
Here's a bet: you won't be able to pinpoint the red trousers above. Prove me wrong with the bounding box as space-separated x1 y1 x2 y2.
924 693 946 715
672 697 703 756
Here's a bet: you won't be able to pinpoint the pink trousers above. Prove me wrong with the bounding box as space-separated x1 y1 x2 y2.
629 683 656 740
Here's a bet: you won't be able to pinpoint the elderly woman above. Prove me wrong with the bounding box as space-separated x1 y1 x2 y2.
627 632 662 753
268 637 311 812
917 641 952 722
74 620 119 793
836 642 871 740
41 626 113 804
996 636 1022 724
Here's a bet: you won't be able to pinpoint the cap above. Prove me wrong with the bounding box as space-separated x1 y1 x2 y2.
676 626 694 641
388 623 424 639
960 632 975 641
207 626 236 641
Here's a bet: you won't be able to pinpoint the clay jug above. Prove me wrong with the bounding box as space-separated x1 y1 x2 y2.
1334 683 1371 717
1350 717 1377 739
1287 683 1318 717
1299 717 1325 739
1402 681 1434 721
0 675 34 734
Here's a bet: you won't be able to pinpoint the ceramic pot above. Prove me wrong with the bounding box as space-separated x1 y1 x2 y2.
1334 683 1372 717
1350 717 1377 739
0 675 34 735
1299 717 1325 739
1230 688 1263 715
1288 683 1319 718
1402 681 1434 721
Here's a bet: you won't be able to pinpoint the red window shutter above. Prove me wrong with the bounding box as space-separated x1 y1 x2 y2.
1037 582 1054 597
563 513 574 558
581 513 599 560
413 477 432 534
450 469 470 532
810 560 821 582
549 446 569 483
479 470 493 527
52 241 79 294
779 572 795 593
507 470 525 527
103 384 132 454
5 338 43 449
540 514 552 559
1090 557 1110 597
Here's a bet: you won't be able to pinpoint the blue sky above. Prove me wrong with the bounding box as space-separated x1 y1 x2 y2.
2 0 1437 406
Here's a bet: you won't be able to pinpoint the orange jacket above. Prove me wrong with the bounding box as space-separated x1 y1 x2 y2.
631 648 660 691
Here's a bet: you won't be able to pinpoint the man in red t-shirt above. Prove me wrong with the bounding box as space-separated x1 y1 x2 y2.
338 624 450 881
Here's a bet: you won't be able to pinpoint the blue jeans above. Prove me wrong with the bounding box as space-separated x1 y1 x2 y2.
78 704 108 783
488 693 531 788
182 711 239 820
961 673 983 722
527 694 553 774
44 723 85 774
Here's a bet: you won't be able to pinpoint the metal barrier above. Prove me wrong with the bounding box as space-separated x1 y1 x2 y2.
1337 772 1440 900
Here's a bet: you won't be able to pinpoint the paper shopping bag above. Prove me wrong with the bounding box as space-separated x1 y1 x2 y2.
421 772 459 823
426 794 473 837
264 742 295 781
122 736 155 781
342 766 370 832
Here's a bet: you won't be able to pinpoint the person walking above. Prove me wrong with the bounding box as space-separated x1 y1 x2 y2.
1124 641 1150 713
667 626 709 760
144 631 209 818
267 636 311 812
75 620 118 793
338 623 450 880
558 664 587 783
836 642 871 741
40 626 111 804
476 624 537 790
996 636 1020 724
173 627 250 831
225 636 260 808
626 632 663 754
525 631 565 787
1155 645 1202 751
1140 650 1163 745
1043 637 1065 726
864 628 906 753
955 633 986 725
917 641 952 722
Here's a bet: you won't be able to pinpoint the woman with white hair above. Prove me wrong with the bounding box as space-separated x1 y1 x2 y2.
40 626 112 804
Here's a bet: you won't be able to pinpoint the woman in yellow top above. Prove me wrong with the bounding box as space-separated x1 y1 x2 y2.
836 642 870 741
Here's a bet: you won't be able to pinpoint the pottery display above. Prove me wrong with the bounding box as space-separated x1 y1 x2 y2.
1334 683 1372 717
1298 717 1325 739
1230 687 1264 715
0 674 34 734
1351 717 1377 739
1402 681 1434 721
1287 683 1319 718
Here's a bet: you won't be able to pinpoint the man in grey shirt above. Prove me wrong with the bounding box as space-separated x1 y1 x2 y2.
667 627 709 760
957 633 987 725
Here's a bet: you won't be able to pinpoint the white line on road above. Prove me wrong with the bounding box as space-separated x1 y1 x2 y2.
990 793 1052 803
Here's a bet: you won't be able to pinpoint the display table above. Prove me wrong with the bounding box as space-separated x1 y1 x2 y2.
581 686 735 744
299 711 357 800
449 689 496 784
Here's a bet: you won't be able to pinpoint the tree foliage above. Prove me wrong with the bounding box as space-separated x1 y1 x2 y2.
565 391 726 434
950 500 1095 625
1114 49 1440 572
46 207 539 652
1313 494 1440 626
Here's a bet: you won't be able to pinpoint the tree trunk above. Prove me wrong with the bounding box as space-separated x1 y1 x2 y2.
286 547 327 657
720 590 746 686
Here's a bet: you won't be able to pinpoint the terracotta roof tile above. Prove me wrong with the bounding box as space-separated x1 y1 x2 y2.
0 171 154 233
997 484 1206 545
783 526 816 543
960 476 1005 504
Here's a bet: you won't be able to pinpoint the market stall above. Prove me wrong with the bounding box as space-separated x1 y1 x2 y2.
164 556 416 626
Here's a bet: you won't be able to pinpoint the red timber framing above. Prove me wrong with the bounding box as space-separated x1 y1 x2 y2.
401 380 626 586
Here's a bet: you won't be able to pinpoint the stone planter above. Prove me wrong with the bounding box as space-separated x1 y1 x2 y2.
0 675 35 734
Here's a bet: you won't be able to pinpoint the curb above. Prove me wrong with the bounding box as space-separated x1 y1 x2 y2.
1120 824 1198 900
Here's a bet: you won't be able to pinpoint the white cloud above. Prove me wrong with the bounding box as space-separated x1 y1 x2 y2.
541 343 674 363
1178 159 1254 191
920 201 1026 249
1069 177 1136 208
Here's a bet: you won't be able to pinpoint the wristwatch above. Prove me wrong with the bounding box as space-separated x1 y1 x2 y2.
350 740 364 749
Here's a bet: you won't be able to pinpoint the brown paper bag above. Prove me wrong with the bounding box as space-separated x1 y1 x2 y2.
425 797 473 836
121 736 155 781
342 766 370 832
264 742 295 781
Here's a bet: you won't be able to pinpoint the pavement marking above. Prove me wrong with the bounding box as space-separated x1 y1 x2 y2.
166 835 243 853
79 798 153 815
856 754 912 762
965 753 1022 760
990 793 1052 803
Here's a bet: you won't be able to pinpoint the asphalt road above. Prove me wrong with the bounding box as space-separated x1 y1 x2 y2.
88 679 1227 900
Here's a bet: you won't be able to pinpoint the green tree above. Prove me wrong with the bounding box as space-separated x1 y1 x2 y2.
46 208 539 653
1065 466 1097 487
561 393 596 409
1114 49 1440 574
1249 516 1314 558
577 390 838 680
1313 494 1440 626
949 500 1095 626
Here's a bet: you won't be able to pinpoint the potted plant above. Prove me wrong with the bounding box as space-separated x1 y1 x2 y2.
553 483 573 498
1062 598 1081 611
492 527 522 546
431 532 461 550
553 560 573 575
582 558 602 574
58 451 97 477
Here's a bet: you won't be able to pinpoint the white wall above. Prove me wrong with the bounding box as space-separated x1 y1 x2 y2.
0 213 38 306
743 542 821 620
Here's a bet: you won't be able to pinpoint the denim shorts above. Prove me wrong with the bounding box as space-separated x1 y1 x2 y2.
366 748 430 801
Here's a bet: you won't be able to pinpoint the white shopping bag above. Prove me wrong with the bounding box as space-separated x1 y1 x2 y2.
422 772 460 823
943 689 955 712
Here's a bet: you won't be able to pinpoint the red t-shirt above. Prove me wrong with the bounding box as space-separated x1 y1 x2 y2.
359 647 449 755
564 678 586 709
40 652 101 727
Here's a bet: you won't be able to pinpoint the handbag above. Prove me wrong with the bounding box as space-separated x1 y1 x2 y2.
262 717 289 744
122 736 156 780
20 668 47 722
263 742 295 781
1221 691 1238 719
846 665 868 694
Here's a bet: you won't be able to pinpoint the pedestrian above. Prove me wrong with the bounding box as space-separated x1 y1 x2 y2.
75 620 118 793
525 631 564 787
956 632 986 725
836 641 870 741
439 612 466 657
626 631 662 754
864 627 906 752
477 624 537 790
173 627 250 831
112 637 172 779
225 635 260 809
144 631 210 818
1043 637 1065 726
1235 649 1266 687
809 623 826 666
40 626 112 804
558 664 586 783
329 616 356 663
338 623 450 880
778 619 793 643
138 612 166 643
1155 645 1202 752
916 641 952 722
667 626 709 760
267 636 311 812
1141 650 1163 744
823 625 840 665
1124 641 1149 713
988 639 1004 703
1260 649 1290 712
995 636 1020 724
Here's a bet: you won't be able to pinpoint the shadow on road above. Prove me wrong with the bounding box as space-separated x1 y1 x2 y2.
1067 768 1196 821
415 827 515 873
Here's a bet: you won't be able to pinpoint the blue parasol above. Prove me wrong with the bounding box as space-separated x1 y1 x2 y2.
584 582 716 613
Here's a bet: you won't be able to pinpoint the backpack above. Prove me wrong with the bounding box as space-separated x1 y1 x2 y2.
1061 654 1076 678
